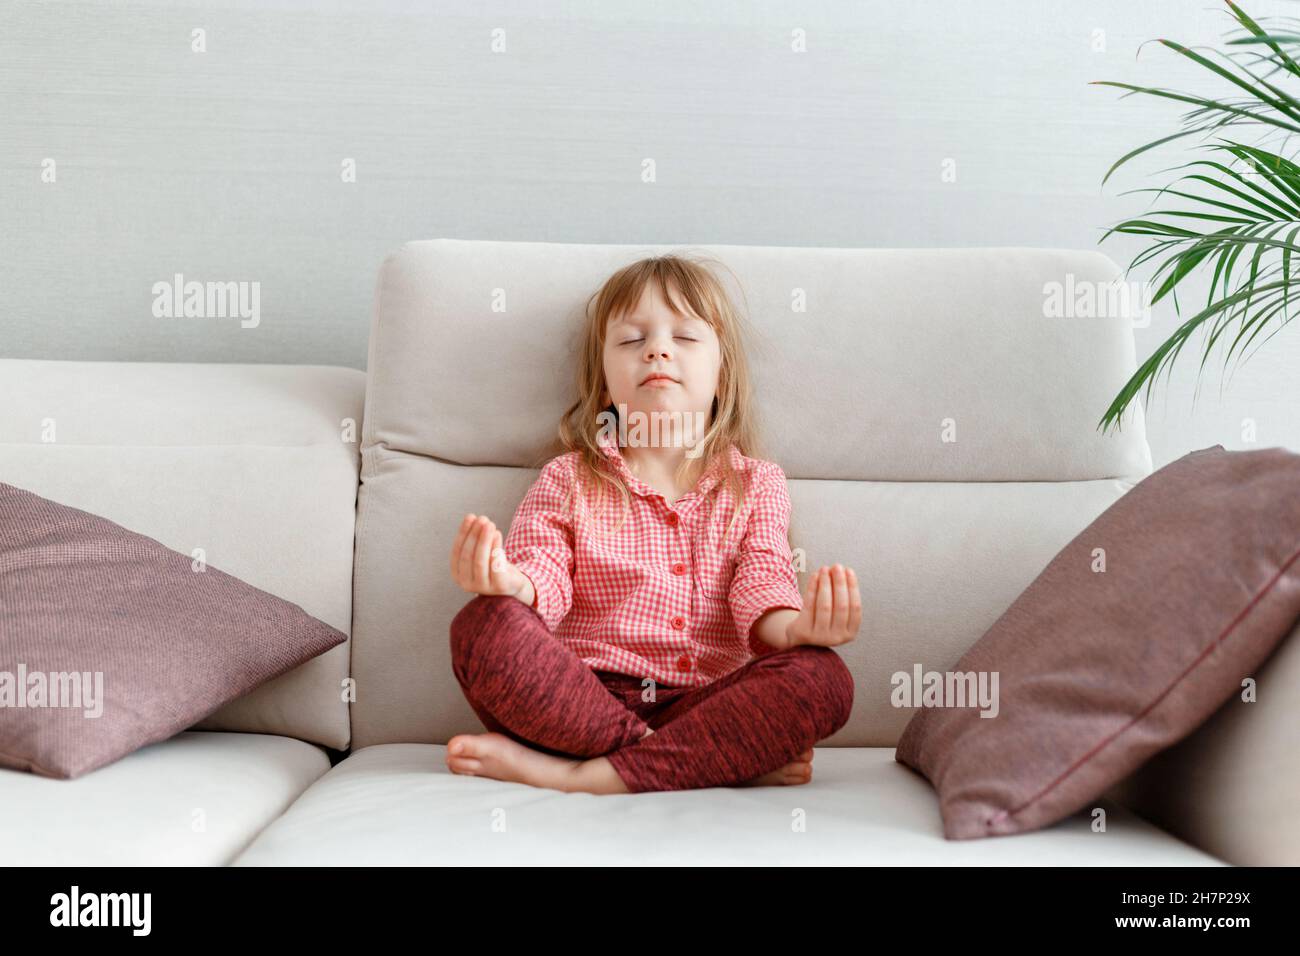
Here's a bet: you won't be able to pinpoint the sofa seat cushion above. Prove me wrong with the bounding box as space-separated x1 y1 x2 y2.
0 731 330 865
230 744 1223 865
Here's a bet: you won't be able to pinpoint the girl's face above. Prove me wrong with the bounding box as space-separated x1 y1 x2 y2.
600 280 722 444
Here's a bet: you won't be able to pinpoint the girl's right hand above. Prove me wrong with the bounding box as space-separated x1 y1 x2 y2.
451 514 528 598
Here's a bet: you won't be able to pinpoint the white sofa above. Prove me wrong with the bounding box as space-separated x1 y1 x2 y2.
3 239 1294 866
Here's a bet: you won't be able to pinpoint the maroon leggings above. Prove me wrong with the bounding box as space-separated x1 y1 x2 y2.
448 594 855 793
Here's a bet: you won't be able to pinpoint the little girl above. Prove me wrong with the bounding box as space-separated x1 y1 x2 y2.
445 253 861 794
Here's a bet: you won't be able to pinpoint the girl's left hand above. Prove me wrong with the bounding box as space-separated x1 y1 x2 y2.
785 564 862 648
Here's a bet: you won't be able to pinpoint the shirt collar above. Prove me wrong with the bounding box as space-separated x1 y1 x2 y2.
596 430 743 503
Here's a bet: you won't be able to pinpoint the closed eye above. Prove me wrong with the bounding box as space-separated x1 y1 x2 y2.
620 337 697 344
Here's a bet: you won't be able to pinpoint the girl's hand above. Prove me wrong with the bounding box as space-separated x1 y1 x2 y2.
451 514 528 598
785 564 862 648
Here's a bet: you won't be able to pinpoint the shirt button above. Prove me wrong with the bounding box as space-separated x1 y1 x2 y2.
676 654 693 672
665 512 679 526
671 562 686 575
670 615 685 629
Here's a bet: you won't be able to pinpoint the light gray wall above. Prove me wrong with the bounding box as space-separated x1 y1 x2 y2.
2 0 1297 466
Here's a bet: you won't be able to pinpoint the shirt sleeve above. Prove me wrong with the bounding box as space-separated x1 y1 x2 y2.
729 462 804 657
502 456 576 632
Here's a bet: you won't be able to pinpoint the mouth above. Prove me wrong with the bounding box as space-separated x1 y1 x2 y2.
640 374 679 386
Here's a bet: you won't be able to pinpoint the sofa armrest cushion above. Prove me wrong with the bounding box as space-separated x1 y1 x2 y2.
0 481 346 779
1102 617 1300 865
894 445 1300 844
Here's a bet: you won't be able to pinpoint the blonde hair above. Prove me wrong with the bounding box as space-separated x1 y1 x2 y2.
536 252 769 542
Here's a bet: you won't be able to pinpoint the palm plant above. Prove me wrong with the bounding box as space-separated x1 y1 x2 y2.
1093 0 1300 433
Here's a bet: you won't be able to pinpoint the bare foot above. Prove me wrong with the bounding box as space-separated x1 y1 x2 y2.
445 728 810 793
445 732 627 794
736 748 815 787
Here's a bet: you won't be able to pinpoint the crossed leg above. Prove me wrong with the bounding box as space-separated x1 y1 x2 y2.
447 594 650 759
446 594 853 793
595 645 854 792
593 670 817 788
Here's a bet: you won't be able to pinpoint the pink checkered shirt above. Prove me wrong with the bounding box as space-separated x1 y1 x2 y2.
502 432 804 687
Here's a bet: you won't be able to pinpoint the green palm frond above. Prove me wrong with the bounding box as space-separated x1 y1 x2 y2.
1094 0 1300 433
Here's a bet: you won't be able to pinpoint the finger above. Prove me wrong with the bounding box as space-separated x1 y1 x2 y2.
801 568 818 614
473 518 496 590
451 514 476 582
847 567 862 637
831 564 849 635
453 514 474 585
489 529 506 577
457 516 484 587
807 567 822 631
800 569 816 625
814 566 832 636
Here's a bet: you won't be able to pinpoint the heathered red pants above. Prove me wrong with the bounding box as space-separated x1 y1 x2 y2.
448 594 855 793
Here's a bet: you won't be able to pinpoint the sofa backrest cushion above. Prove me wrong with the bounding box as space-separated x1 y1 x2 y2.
351 239 1153 749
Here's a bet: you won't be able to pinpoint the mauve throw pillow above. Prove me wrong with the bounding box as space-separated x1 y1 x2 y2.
895 445 1300 839
0 481 347 779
